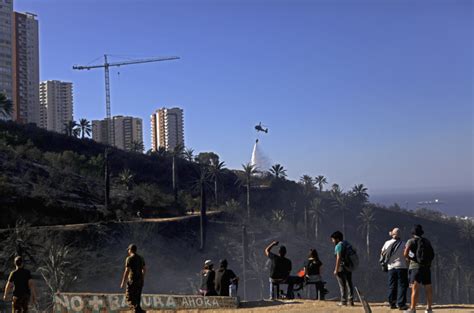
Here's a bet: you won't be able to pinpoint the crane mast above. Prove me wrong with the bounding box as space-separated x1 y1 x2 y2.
73 54 180 146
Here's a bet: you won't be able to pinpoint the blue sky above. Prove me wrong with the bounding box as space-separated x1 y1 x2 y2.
15 0 473 193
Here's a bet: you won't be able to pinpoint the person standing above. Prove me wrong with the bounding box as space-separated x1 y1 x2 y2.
3 256 37 313
381 228 408 310
199 260 217 296
404 224 435 313
215 259 239 297
331 231 355 306
120 244 146 313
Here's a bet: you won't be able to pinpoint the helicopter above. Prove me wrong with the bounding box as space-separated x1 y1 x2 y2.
255 122 268 133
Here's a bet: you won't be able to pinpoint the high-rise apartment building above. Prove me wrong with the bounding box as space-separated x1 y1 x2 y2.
39 80 73 133
12 12 39 124
150 107 184 152
92 116 143 152
0 0 13 110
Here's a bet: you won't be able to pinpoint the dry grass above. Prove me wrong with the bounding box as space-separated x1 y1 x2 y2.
133 300 474 313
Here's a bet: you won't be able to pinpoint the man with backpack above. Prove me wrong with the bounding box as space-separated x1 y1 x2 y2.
331 231 357 306
380 228 408 310
403 224 435 313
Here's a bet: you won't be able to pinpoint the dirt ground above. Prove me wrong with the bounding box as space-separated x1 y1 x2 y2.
149 300 474 313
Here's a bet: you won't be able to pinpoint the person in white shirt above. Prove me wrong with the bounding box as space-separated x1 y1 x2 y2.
381 228 408 310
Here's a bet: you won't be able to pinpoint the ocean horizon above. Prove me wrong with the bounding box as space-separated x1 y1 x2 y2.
370 190 473 217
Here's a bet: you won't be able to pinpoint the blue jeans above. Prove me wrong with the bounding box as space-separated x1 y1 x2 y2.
388 268 408 307
269 276 301 299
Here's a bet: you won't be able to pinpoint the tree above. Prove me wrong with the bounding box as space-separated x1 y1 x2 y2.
0 218 39 273
118 168 134 191
193 164 211 251
310 198 325 240
209 160 226 206
63 120 80 137
299 175 315 238
78 118 92 139
299 175 315 192
241 163 257 220
184 148 195 162
269 164 287 179
130 141 144 153
331 183 342 194
351 184 369 209
171 143 184 203
38 243 80 299
314 175 328 192
271 209 286 226
0 92 13 119
332 191 348 235
197 152 219 166
156 146 169 157
358 207 376 259
459 220 474 259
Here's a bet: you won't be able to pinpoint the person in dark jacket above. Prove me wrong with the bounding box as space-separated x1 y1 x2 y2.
215 259 239 296
199 260 217 296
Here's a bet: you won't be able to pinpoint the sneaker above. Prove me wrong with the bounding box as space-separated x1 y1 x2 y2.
390 304 398 309
424 309 433 313
404 309 416 313
337 302 347 306
398 305 409 310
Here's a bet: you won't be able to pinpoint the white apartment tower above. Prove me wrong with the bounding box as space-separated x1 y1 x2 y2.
150 107 184 152
39 80 73 133
92 116 143 152
0 0 13 110
12 12 39 124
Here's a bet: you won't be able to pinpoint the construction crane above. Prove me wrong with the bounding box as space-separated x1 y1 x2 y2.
73 54 180 146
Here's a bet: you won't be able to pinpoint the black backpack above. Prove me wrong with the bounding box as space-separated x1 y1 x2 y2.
342 241 359 272
415 237 435 266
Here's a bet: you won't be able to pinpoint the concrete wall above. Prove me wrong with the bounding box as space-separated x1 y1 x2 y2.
54 292 239 312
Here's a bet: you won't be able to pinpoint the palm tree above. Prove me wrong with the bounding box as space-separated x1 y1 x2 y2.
269 164 287 179
299 175 315 192
271 209 286 226
459 220 474 259
358 207 376 259
299 175 315 238
193 165 212 251
0 92 13 119
170 143 184 203
310 198 325 240
331 183 342 194
118 169 134 191
333 192 348 235
184 148 195 162
64 120 80 137
78 118 92 139
314 175 328 192
351 184 369 208
130 141 144 153
156 146 169 157
209 160 226 206
242 163 257 220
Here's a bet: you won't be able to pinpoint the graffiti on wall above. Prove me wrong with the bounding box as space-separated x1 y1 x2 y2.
54 293 237 312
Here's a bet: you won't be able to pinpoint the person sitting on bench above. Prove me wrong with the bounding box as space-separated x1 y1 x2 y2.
264 240 299 299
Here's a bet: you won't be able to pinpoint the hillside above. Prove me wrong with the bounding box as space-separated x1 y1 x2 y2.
0 121 473 311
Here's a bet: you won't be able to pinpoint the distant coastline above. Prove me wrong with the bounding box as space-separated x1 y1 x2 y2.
371 190 474 217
